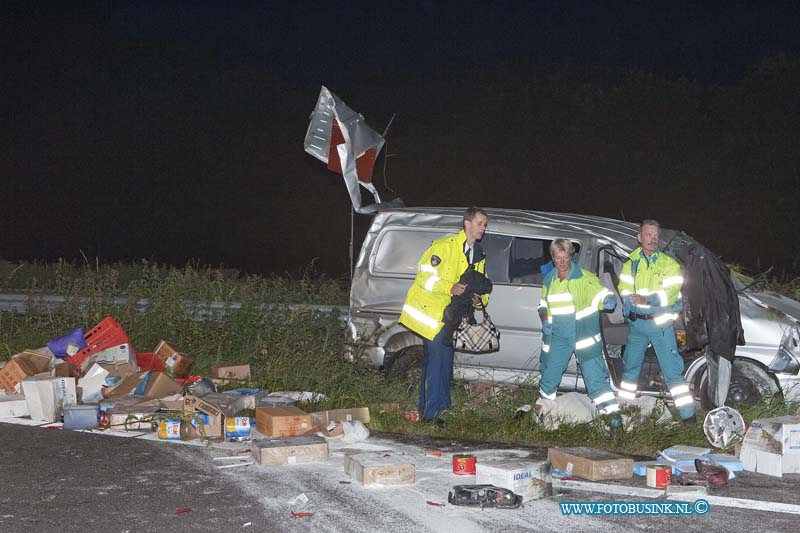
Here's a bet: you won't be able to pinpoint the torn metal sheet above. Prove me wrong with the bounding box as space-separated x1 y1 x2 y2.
304 86 400 214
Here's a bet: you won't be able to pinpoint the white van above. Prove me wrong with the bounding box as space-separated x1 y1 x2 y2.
347 207 800 407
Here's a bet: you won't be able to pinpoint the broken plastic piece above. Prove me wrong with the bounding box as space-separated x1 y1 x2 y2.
287 493 309 506
426 501 446 507
175 508 192 514
291 512 313 518
448 484 523 509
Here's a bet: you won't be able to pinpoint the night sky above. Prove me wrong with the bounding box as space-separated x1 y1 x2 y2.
3 1 799 279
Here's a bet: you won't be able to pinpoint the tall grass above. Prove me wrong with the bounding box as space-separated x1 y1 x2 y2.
1 260 799 455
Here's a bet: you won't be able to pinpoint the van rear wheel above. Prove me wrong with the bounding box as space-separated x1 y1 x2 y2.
698 359 781 410
384 345 424 383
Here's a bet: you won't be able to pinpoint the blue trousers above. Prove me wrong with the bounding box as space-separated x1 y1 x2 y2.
540 334 616 412
623 320 696 420
419 328 455 420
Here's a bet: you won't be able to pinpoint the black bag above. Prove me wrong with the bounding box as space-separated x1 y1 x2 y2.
452 305 500 354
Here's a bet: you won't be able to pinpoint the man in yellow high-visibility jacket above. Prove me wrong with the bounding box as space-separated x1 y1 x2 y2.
399 207 490 425
617 219 696 424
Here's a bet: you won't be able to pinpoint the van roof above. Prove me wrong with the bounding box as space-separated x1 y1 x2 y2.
381 207 675 251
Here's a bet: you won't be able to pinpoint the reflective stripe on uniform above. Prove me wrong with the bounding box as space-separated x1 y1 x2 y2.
620 289 632 296
674 395 694 407
575 306 597 320
538 299 547 309
591 288 612 309
547 293 574 302
619 273 634 284
620 381 637 392
600 403 620 414
662 275 684 288
670 384 689 396
654 313 679 325
401 304 439 329
593 392 616 405
424 276 440 291
539 389 557 400
541 343 550 353
617 390 636 400
575 333 602 350
550 306 576 315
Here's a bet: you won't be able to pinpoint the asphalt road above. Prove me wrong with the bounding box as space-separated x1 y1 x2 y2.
2 421 800 532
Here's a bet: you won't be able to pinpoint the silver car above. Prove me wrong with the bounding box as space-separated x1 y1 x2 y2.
347 207 800 407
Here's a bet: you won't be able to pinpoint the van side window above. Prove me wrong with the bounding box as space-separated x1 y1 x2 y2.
372 229 449 276
507 237 581 286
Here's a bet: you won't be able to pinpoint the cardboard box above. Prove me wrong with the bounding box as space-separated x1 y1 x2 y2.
52 376 78 407
143 371 183 399
253 436 329 465
745 416 800 455
102 372 146 398
548 447 633 481
81 344 136 372
211 364 251 380
199 392 252 418
53 362 79 378
310 407 370 427
21 377 59 422
256 406 312 437
344 451 415 486
740 416 800 477
182 395 224 437
15 350 53 373
99 395 154 412
475 459 552 499
0 357 40 393
153 340 193 378
0 393 30 418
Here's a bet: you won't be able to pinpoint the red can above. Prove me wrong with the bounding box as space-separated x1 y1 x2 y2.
404 411 419 423
646 464 672 488
453 454 477 475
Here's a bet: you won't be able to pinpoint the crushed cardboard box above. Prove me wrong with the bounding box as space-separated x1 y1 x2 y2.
153 340 193 378
476 459 552 499
548 447 633 481
0 393 30 418
310 407 370 427
211 364 251 381
0 357 41 393
344 451 415 486
740 416 800 477
253 436 329 465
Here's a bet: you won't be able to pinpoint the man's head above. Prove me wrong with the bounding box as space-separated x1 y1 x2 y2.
637 219 661 256
463 207 489 244
549 239 575 277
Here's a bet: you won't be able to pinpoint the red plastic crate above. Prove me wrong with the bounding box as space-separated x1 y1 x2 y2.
65 316 135 369
135 352 164 372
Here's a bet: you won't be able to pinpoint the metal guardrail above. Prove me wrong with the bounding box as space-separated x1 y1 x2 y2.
0 293 350 323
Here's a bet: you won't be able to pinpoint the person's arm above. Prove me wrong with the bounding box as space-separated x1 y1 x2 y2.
414 244 458 296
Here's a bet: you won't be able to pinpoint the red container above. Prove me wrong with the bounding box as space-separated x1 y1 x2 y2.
453 454 477 475
135 352 164 372
65 316 134 369
646 464 672 488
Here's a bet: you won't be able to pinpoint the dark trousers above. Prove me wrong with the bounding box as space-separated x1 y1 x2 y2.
419 328 455 420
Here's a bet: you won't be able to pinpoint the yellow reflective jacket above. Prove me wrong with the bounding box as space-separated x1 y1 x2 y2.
399 230 488 340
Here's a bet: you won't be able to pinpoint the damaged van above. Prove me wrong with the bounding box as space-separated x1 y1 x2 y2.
347 207 800 407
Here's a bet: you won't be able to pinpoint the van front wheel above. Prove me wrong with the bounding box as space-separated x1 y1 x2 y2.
384 345 424 382
698 359 781 410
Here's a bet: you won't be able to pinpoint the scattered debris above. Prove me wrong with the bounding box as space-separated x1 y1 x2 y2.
547 447 633 481
447 485 523 509
175 508 192 514
704 406 745 448
426 501 446 507
287 493 309 506
290 512 313 518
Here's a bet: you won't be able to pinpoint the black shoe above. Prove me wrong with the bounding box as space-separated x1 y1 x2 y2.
433 418 447 429
682 415 698 426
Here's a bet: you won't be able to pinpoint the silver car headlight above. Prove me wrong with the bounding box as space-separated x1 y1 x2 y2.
769 324 800 374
